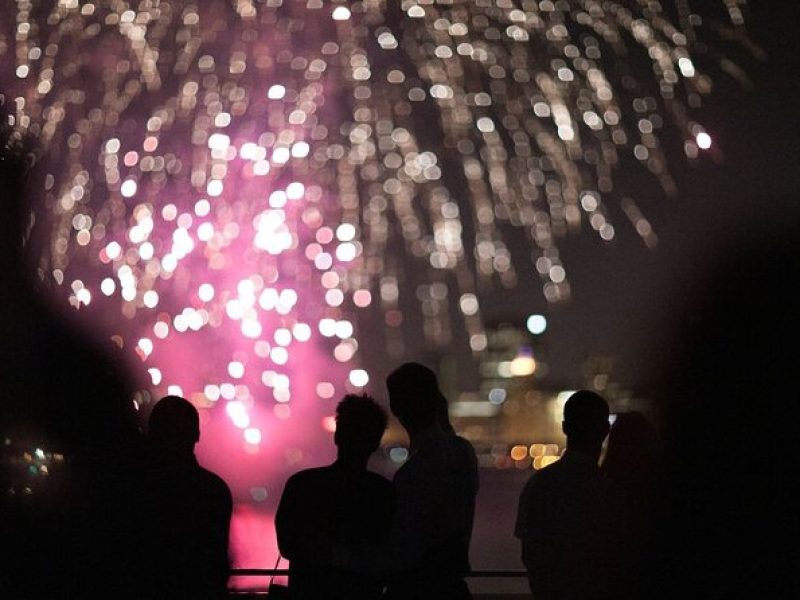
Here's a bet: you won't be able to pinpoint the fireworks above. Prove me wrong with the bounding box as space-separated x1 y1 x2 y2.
0 1 754 463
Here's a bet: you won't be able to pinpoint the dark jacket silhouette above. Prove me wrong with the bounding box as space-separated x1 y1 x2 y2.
1 105 147 599
515 390 623 600
643 210 800 599
600 411 661 598
139 396 232 599
276 394 394 599
384 362 479 600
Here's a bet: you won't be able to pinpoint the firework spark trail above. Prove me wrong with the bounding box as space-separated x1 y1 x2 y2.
0 1 754 473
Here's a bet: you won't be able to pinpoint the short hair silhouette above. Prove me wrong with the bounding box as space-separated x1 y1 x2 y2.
386 362 439 430
148 395 200 453
334 394 387 456
563 390 610 449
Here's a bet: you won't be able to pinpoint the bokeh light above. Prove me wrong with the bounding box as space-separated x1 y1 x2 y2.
696 132 713 149
526 314 548 335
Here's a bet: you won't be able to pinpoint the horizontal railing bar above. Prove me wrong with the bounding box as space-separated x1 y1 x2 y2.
231 569 290 576
469 571 528 578
230 569 527 578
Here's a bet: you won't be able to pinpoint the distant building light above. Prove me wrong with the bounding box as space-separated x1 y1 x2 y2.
250 487 268 502
510 355 536 377
497 361 513 378
488 388 507 405
557 391 576 408
530 443 545 458
510 445 528 461
450 401 501 418
526 314 547 335
389 447 409 463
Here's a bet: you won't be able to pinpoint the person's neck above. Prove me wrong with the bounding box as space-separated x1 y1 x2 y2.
566 444 602 464
335 454 369 471
153 443 196 466
407 422 440 447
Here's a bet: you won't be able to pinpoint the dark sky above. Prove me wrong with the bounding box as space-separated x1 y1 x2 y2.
490 2 800 391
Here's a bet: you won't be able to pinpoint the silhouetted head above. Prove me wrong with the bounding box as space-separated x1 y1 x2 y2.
604 412 659 462
334 394 387 462
386 362 440 434
562 390 610 457
148 396 200 457
601 411 660 485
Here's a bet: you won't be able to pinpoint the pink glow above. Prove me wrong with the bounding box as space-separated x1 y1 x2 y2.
228 505 286 591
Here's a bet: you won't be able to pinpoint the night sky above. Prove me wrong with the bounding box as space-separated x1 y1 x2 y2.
467 2 800 391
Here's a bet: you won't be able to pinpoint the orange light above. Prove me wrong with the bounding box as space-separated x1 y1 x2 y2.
510 445 528 461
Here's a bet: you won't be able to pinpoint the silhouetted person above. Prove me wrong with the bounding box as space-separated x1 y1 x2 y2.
139 396 232 599
275 394 394 599
384 362 479 599
600 411 661 599
515 390 623 600
601 412 660 497
641 209 800 599
1 103 147 598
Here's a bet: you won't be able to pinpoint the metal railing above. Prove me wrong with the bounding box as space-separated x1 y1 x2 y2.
231 569 528 578
230 569 526 578
227 569 530 598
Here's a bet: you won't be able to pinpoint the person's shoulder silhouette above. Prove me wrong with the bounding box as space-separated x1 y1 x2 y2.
602 411 660 499
600 411 662 599
384 362 478 599
276 394 393 600
516 390 623 600
1 103 148 599
140 396 232 600
643 207 800 599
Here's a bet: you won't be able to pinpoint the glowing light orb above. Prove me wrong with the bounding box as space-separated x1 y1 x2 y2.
226 401 250 429
316 382 335 399
243 428 262 445
510 355 537 377
148 368 163 386
696 132 713 149
267 85 286 100
348 369 369 388
526 315 548 335
331 7 351 21
120 180 137 198
321 416 337 433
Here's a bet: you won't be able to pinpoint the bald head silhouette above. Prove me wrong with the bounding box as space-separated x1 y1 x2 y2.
562 390 610 458
148 396 200 458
